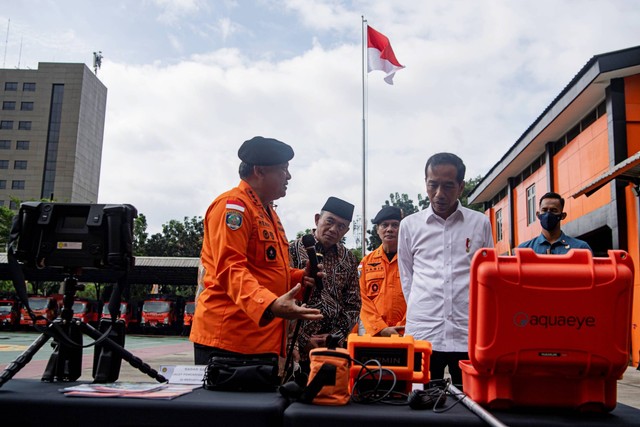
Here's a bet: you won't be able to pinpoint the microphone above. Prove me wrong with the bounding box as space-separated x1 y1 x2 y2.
302 234 323 294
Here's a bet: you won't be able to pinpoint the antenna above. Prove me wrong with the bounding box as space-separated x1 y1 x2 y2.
3 18 9 68
93 51 103 75
16 36 22 69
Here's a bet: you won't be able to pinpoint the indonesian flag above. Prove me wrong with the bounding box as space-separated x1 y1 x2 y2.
367 25 405 85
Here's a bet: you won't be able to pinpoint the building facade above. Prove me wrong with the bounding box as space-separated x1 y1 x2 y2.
469 46 640 366
0 62 107 208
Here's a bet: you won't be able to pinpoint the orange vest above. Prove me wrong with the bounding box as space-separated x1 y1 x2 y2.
190 180 304 355
358 246 406 335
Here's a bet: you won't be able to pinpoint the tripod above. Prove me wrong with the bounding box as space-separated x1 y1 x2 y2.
0 270 167 387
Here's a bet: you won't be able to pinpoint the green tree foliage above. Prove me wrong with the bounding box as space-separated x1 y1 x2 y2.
0 205 16 253
145 216 204 257
133 213 149 256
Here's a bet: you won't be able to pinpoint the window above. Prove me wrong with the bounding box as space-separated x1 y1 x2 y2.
0 180 5 189
11 180 25 190
23 82 36 91
21 102 34 111
0 121 13 130
14 160 27 170
18 121 32 130
16 140 29 150
495 209 503 242
0 160 8 169
9 200 18 210
526 184 536 225
2 101 15 110
0 200 4 207
4 82 17 91
0 140 10 149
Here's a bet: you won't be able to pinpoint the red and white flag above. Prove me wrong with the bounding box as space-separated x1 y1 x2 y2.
367 25 404 85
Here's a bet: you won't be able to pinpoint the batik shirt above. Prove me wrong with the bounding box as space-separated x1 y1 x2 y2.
289 236 361 360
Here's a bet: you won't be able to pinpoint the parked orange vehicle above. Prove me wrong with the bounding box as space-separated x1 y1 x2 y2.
141 294 185 334
101 300 142 331
20 294 62 327
0 297 19 330
72 298 102 326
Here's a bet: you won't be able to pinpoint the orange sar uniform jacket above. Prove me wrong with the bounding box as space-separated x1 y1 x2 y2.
358 245 406 336
190 180 304 355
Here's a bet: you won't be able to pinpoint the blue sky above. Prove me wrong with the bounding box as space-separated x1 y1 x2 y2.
2 0 639 248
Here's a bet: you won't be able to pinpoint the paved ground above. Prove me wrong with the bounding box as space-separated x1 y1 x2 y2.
1 331 639 409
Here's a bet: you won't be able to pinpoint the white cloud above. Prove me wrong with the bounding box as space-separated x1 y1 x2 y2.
2 0 640 249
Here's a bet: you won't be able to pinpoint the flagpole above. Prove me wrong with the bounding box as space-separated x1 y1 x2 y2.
361 16 367 257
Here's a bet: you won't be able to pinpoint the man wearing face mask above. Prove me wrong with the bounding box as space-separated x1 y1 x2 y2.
518 192 592 254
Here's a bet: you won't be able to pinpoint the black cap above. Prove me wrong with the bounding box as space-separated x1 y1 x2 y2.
372 206 402 224
321 197 354 221
238 136 294 166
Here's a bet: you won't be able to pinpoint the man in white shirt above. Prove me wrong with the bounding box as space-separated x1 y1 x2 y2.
398 152 494 388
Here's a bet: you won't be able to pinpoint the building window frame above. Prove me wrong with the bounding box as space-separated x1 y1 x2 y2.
4 82 17 91
16 140 29 150
14 160 27 170
526 184 537 226
495 208 503 242
11 180 25 190
0 121 13 130
18 121 32 130
0 140 10 149
20 101 34 111
2 101 16 110
22 82 36 91
0 160 8 169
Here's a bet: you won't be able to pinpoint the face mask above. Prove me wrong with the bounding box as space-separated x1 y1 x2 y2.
538 212 562 231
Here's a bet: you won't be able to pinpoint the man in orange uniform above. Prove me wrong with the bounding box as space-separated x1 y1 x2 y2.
359 206 406 336
190 136 322 365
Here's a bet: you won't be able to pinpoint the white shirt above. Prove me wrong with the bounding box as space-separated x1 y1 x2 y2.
398 202 494 352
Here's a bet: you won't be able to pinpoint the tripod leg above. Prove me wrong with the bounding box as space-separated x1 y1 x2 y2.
0 332 50 387
80 322 167 383
42 321 83 382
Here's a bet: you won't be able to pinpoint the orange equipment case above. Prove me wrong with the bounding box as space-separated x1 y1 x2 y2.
347 333 431 393
460 248 634 412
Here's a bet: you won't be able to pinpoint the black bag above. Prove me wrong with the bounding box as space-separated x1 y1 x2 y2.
204 352 279 392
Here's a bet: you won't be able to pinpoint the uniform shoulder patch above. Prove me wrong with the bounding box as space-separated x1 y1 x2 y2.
226 211 243 230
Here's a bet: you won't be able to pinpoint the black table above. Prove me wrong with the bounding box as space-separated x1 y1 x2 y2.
0 379 287 427
283 395 640 427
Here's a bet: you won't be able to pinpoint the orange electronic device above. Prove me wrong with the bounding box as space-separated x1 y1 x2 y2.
460 248 634 412
347 333 431 394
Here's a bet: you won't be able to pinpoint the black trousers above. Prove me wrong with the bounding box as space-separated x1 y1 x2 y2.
428 350 468 389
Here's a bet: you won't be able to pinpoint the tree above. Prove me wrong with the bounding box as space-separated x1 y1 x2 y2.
0 205 16 253
145 216 204 257
133 213 149 256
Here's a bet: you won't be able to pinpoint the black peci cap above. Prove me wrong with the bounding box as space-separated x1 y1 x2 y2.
321 197 354 222
238 136 294 166
372 206 402 224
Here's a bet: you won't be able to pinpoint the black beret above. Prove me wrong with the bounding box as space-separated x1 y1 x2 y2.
372 206 402 224
322 196 354 221
238 136 294 166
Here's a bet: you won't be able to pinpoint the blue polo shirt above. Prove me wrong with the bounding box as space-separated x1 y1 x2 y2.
517 232 592 255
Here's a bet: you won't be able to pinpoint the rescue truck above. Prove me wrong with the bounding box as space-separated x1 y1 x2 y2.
20 294 62 327
101 300 142 331
140 294 185 334
0 296 19 330
71 298 102 326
